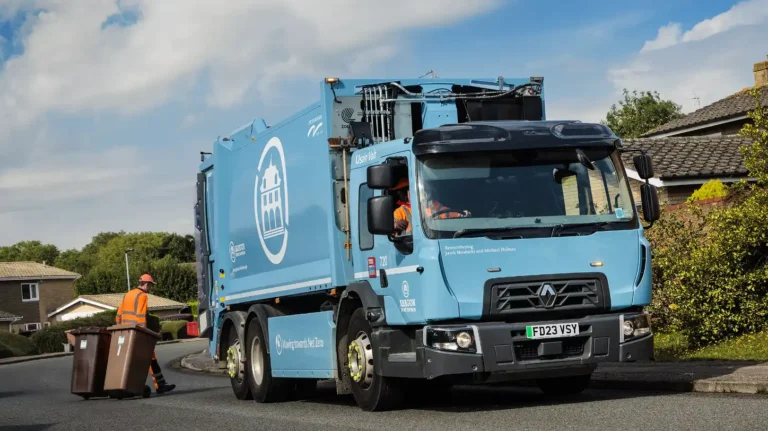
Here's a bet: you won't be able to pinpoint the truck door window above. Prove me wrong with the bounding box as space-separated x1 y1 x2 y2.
359 183 374 251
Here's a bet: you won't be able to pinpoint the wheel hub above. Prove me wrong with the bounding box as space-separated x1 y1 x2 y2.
226 341 244 380
347 332 374 387
250 335 264 385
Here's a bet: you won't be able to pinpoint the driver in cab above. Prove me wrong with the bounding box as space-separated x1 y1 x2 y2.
391 178 470 236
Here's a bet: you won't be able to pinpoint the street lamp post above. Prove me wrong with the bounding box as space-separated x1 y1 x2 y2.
125 248 134 291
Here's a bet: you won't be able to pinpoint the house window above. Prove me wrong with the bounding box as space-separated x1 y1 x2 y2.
23 323 41 331
21 283 39 302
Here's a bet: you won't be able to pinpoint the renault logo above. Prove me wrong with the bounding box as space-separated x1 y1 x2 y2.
537 283 557 308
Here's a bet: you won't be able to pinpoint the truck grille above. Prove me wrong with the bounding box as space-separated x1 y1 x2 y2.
513 338 586 361
486 277 608 317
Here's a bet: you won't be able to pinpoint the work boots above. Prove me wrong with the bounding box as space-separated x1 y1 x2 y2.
156 383 176 394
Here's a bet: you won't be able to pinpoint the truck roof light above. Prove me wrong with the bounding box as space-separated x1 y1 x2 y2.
325 77 339 84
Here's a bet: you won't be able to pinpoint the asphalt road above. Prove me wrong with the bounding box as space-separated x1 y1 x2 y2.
2 340 767 431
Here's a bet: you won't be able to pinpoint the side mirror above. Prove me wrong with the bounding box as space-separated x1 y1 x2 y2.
367 165 397 189
640 183 660 222
633 154 655 179
367 195 396 235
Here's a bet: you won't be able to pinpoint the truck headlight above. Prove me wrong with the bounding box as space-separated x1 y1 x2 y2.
424 326 480 354
620 313 652 342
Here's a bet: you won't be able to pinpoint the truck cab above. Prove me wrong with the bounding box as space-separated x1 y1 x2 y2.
195 76 660 412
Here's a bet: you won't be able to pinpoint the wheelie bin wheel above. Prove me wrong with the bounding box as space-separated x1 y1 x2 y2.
142 385 152 398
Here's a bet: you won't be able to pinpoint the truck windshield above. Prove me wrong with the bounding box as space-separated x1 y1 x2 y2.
415 147 636 239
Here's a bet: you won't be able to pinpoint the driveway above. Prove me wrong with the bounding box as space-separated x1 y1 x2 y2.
1 340 766 430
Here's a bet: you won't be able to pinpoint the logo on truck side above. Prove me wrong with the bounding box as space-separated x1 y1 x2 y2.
254 136 289 265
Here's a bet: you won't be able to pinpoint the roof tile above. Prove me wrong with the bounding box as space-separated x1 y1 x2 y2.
0 262 80 281
643 85 768 136
621 135 752 179
79 293 186 311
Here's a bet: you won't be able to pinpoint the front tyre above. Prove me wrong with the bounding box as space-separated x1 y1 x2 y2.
347 308 404 411
226 327 252 400
245 317 290 403
536 373 592 396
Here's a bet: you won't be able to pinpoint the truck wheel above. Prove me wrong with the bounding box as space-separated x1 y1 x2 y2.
536 373 591 396
245 317 290 403
226 328 252 400
347 308 404 411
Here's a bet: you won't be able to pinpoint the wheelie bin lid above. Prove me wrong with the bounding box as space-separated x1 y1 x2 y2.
71 327 110 335
106 323 162 339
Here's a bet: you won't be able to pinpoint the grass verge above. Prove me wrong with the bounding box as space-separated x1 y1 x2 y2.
656 331 768 361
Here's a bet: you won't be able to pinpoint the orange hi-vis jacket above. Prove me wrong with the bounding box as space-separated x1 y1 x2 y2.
394 202 413 233
394 200 464 234
116 288 148 327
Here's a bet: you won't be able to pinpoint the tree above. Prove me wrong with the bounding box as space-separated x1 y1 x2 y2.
738 87 768 186
602 89 684 138
0 241 60 264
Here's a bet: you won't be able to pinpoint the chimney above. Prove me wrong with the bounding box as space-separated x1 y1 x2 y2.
755 55 768 87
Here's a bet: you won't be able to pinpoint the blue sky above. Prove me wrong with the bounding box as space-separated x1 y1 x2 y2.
0 0 766 250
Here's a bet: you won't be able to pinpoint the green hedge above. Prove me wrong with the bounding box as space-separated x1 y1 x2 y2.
646 88 768 347
31 310 161 354
160 320 188 340
0 332 38 359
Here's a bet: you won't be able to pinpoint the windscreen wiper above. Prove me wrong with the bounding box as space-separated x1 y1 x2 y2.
550 222 610 237
453 226 541 239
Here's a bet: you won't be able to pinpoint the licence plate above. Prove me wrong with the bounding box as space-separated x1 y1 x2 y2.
526 323 579 339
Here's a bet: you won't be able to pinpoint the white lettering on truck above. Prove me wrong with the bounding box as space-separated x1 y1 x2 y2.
354 149 377 165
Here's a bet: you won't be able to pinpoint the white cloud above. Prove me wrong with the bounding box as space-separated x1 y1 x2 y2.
610 0 768 114
640 23 682 52
0 0 501 249
641 0 768 52
0 0 501 139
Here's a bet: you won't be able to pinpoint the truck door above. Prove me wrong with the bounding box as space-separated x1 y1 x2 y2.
351 152 423 324
195 169 217 338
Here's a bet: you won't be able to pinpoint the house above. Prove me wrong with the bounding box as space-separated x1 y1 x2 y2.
0 310 23 332
619 55 767 205
620 135 752 206
47 293 187 323
0 262 81 333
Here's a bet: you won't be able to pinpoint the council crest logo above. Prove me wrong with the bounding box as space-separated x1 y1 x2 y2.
254 136 289 265
275 334 283 355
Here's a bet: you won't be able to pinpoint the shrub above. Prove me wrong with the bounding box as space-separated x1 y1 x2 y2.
646 88 768 347
31 310 161 353
187 301 199 320
0 332 38 359
160 320 188 340
686 179 728 203
665 188 768 346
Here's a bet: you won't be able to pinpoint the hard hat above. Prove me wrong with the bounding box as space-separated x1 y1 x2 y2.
391 177 409 190
139 274 156 284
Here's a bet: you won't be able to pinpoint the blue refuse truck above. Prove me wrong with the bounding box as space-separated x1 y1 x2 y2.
193 76 661 411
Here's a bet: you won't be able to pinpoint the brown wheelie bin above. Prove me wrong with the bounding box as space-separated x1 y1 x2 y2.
70 327 111 400
103 323 161 399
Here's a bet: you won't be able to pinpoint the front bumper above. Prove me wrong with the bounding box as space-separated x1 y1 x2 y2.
373 312 654 380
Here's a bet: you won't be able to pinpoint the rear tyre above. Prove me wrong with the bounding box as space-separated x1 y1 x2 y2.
227 327 252 400
245 317 290 403
347 308 404 411
536 373 592 396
